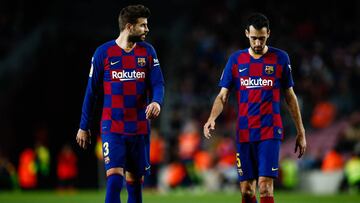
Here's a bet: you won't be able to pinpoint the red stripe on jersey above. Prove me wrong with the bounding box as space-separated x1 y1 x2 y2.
273 89 280 102
111 121 124 133
260 102 272 114
239 130 250 142
122 56 136 69
248 115 261 128
112 95 124 108
248 89 261 103
137 121 148 134
124 108 137 121
273 114 283 127
104 82 111 95
107 45 122 57
239 103 248 116
123 81 137 95
249 63 263 76
134 46 147 56
237 53 251 64
104 57 110 70
102 108 111 120
263 52 277 64
261 127 274 140
232 64 239 78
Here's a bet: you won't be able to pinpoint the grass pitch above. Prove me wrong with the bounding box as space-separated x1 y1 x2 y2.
0 189 359 203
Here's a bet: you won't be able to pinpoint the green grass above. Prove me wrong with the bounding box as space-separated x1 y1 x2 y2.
0 190 359 203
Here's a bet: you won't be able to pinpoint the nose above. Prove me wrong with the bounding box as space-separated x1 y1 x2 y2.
255 39 261 46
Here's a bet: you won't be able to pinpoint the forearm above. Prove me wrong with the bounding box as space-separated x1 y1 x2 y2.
151 83 164 106
80 77 100 130
150 63 165 106
80 91 98 130
208 94 227 122
285 93 305 135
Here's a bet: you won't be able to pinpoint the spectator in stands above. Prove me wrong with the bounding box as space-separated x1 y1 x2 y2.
178 120 201 186
57 144 78 190
18 148 37 189
311 100 337 129
0 150 18 190
279 154 299 190
145 128 166 189
344 143 360 192
336 111 360 153
321 146 344 172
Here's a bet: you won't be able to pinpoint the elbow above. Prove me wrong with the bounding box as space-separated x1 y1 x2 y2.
217 94 227 105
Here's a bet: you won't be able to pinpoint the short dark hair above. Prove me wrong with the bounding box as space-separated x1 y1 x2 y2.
246 13 270 31
118 4 151 31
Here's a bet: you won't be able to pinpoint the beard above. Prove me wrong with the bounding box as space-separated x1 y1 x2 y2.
251 46 264 54
128 33 146 43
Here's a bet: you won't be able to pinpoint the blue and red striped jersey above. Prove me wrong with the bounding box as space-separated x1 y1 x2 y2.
80 40 165 135
219 47 294 143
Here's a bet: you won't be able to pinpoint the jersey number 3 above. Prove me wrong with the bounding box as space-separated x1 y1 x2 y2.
103 142 109 157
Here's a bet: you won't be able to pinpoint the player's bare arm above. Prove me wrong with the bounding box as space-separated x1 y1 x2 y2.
145 102 161 119
284 87 306 158
76 129 91 149
203 87 230 139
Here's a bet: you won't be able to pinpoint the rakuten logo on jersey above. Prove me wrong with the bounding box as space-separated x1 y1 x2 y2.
111 70 145 81
240 77 273 89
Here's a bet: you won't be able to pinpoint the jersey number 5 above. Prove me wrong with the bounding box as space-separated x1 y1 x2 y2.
236 153 242 168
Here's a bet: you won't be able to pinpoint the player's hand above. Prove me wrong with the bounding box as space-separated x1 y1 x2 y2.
294 131 306 158
203 120 215 139
145 102 161 119
76 129 91 149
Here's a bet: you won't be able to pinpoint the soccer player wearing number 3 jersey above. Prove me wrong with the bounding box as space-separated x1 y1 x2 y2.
76 5 164 203
203 13 306 203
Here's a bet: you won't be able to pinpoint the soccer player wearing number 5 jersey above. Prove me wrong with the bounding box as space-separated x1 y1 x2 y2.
203 13 306 203
76 5 164 203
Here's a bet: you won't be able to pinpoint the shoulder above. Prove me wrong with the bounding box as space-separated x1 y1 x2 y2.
269 47 290 62
227 49 248 62
94 40 116 56
137 41 156 52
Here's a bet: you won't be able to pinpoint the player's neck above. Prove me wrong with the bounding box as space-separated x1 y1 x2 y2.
116 34 136 52
248 45 268 59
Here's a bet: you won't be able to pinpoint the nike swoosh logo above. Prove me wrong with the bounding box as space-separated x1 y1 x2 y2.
145 166 151 170
271 167 278 171
239 68 247 72
110 61 120 65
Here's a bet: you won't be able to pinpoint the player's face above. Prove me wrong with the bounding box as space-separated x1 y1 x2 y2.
128 18 149 42
246 25 270 54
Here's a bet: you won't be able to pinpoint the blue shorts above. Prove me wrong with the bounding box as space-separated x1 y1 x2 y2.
236 139 281 182
101 133 150 177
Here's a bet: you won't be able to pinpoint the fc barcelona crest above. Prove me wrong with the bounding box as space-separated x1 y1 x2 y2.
137 57 146 67
265 65 274 74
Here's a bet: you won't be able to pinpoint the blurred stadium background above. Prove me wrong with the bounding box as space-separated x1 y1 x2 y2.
1 0 360 202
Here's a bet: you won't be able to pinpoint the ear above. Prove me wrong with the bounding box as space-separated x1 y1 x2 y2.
125 23 133 31
267 29 271 38
245 29 249 38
